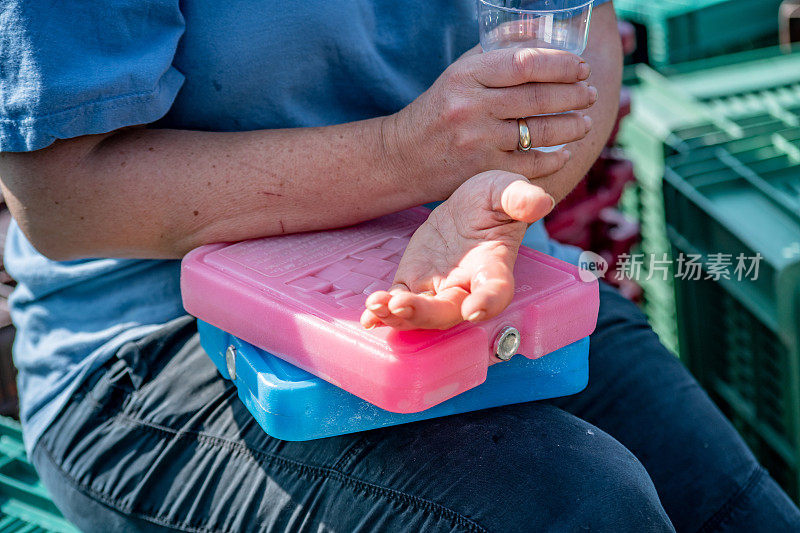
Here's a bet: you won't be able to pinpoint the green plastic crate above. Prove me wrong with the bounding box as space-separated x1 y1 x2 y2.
672 270 800 499
621 174 680 354
621 48 800 179
619 47 800 358
615 0 782 68
0 418 77 532
663 127 800 501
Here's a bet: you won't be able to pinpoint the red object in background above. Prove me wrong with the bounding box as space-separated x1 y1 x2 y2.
548 149 634 220
546 212 594 249
545 148 642 302
546 154 636 258
0 192 17 418
606 21 635 147
586 21 640 301
618 87 632 118
618 21 637 57
780 1 800 51
606 272 643 302
594 208 639 263
595 209 642 303
587 150 635 197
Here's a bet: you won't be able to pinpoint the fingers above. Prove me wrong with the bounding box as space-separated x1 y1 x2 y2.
498 179 555 223
360 291 395 329
470 47 590 88
361 285 423 330
525 111 593 147
490 82 598 119
362 260 517 330
460 262 516 323
361 287 469 331
501 147 571 178
497 111 591 152
472 170 555 223
392 287 469 329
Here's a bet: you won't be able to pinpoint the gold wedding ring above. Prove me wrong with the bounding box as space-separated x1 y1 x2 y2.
517 118 532 152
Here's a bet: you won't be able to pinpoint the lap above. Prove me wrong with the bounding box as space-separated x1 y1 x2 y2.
31 284 799 532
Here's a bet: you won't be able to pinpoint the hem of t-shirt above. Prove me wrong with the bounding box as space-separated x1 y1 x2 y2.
19 322 167 458
0 67 185 153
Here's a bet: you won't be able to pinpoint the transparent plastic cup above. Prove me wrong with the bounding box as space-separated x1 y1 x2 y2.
477 0 594 151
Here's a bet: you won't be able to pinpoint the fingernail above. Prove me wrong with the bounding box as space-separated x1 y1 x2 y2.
588 86 598 102
563 149 572 161
468 311 485 322
583 114 593 131
364 323 376 330
546 193 557 213
367 303 382 311
578 61 591 80
393 307 411 316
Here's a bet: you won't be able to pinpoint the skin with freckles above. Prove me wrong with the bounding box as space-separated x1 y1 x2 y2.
360 170 555 331
0 45 595 261
0 5 621 330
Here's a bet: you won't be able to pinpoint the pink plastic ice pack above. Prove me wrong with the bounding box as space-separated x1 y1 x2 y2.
181 207 599 413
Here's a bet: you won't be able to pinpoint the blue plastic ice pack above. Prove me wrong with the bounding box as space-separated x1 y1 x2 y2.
198 320 590 441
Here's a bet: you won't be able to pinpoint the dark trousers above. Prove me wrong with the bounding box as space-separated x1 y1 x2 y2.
30 283 800 532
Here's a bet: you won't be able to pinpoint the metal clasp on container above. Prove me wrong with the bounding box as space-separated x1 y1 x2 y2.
226 345 237 380
493 326 521 361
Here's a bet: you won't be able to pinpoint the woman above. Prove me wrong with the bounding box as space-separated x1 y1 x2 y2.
0 1 798 531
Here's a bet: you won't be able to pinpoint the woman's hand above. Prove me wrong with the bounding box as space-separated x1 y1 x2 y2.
360 170 553 331
387 46 598 201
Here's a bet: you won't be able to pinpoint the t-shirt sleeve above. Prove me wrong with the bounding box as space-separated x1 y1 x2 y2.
0 1 185 152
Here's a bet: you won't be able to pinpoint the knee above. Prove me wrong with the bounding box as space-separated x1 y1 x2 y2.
564 437 675 531
451 404 675 531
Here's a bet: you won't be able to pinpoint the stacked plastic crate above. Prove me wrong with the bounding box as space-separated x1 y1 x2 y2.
614 0 787 353
620 47 800 355
0 417 76 531
615 0 783 68
634 48 800 500
617 65 681 353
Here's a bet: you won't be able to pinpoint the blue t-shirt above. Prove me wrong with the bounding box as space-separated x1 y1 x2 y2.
1 0 603 454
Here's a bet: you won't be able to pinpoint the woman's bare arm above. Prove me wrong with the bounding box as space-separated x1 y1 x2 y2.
0 4 617 262
0 120 419 260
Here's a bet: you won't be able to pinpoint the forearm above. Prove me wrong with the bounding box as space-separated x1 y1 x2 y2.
0 117 420 260
530 3 623 201
0 16 610 262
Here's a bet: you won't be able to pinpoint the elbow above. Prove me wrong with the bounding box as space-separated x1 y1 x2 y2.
5 196 95 261
15 217 83 262
36 245 83 264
